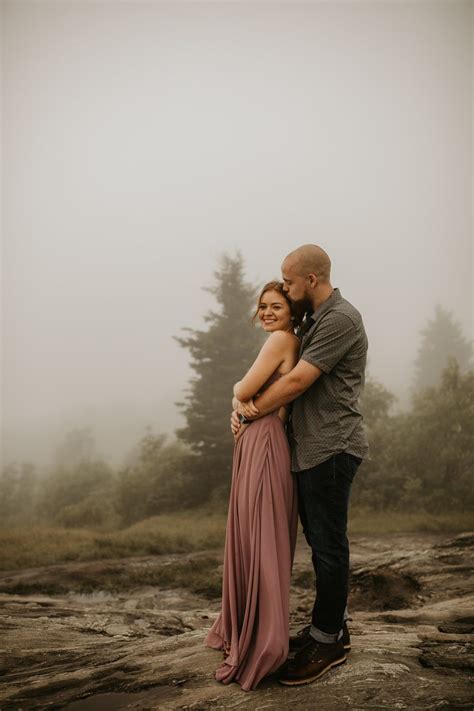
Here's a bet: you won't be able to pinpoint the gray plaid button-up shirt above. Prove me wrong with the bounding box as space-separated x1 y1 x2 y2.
290 288 369 472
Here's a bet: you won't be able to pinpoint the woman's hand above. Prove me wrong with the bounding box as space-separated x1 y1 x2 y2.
230 410 241 436
233 422 249 443
237 398 260 419
231 410 249 441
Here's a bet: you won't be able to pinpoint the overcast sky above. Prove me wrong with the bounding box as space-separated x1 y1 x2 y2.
2 0 472 468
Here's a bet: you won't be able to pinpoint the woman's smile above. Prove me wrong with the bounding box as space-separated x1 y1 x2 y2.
258 289 293 332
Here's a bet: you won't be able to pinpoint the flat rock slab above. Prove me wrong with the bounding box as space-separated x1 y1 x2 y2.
0 532 473 710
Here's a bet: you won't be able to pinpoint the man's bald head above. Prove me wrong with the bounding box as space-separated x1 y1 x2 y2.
283 244 331 282
281 245 333 310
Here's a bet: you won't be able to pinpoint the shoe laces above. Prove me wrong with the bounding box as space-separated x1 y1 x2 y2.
297 624 311 637
300 639 337 664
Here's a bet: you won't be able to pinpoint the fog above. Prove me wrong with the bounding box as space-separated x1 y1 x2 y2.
1 0 472 468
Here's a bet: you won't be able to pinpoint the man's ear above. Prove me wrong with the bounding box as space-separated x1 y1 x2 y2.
307 273 318 289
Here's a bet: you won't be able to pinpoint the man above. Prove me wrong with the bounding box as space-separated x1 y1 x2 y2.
231 244 369 685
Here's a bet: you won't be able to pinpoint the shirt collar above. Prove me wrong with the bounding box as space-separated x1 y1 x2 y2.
309 288 341 322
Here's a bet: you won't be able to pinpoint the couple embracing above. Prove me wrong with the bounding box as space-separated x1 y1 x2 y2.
205 244 369 691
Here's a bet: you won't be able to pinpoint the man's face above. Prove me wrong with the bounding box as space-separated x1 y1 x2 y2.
281 258 313 310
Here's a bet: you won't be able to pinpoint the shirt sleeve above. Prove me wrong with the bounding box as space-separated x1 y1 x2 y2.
301 312 358 373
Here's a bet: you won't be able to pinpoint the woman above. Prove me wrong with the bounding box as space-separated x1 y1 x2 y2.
204 280 301 691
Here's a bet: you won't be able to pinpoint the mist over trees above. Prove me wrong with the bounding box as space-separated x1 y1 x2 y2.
353 359 474 512
0 462 38 525
174 253 263 502
413 305 472 391
117 433 190 525
38 428 117 528
52 428 98 471
1 254 473 529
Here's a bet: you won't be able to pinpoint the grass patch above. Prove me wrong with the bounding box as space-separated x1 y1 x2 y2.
0 511 226 571
0 555 223 599
349 510 474 535
1 509 472 573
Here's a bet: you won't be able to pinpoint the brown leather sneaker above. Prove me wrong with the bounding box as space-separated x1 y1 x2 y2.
288 624 312 652
279 638 347 686
289 622 351 653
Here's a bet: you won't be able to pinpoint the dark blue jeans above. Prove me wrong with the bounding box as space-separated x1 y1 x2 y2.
295 452 360 640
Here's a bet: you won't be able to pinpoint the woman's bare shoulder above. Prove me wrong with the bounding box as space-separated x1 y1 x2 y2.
266 329 300 352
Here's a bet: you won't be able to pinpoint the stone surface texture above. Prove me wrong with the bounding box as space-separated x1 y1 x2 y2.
0 532 472 710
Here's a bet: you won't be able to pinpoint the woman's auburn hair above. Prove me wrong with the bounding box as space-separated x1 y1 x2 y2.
252 280 304 328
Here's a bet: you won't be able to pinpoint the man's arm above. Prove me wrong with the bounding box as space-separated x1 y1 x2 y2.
233 311 358 431
248 359 323 417
231 361 320 435
252 311 357 416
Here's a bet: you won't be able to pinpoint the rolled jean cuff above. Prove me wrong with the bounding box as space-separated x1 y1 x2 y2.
310 624 341 644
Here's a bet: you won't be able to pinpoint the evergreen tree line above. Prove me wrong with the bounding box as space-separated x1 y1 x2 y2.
1 255 472 528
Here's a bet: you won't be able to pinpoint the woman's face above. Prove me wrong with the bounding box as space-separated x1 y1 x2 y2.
258 290 292 333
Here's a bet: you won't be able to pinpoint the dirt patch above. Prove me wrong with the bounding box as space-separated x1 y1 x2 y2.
350 569 421 610
438 616 474 634
292 569 314 589
419 640 474 671
436 532 474 549
293 565 421 611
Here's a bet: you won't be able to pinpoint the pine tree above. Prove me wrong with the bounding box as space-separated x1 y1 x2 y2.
413 305 472 391
403 358 474 511
175 253 264 502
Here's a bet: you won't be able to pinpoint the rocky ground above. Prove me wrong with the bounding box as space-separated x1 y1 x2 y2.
0 531 473 710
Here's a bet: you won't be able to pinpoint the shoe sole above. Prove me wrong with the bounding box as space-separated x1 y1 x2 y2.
290 642 351 654
279 654 347 686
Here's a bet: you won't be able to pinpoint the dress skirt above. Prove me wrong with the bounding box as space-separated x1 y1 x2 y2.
204 410 298 691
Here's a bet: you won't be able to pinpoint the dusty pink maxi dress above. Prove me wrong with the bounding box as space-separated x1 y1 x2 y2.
205 374 298 691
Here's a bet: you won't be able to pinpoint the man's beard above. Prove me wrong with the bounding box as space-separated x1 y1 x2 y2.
288 296 312 322
290 295 313 312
